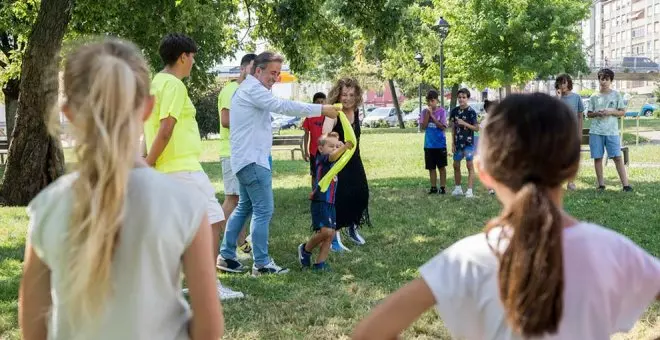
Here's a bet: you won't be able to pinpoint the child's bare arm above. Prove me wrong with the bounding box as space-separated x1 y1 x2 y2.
183 215 224 340
351 278 436 340
329 141 354 162
19 242 51 340
303 130 310 161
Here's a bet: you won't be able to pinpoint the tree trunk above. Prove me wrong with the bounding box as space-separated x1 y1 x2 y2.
388 79 405 129
2 77 20 145
0 0 73 206
505 84 512 96
449 83 459 110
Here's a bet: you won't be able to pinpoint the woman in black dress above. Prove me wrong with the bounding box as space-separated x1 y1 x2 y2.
323 78 371 248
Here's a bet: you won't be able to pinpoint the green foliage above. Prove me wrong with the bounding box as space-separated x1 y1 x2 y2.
0 0 39 86
401 98 421 112
193 85 221 139
69 0 240 100
251 0 354 75
435 0 591 89
579 88 595 98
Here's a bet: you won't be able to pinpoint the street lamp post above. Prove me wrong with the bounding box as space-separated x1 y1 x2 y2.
414 52 424 133
433 17 450 108
414 52 424 117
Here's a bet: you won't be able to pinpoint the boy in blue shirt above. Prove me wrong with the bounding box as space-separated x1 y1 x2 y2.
419 90 448 194
449 88 479 198
555 74 584 191
298 132 354 270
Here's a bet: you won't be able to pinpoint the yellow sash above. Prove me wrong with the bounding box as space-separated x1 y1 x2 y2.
317 106 357 192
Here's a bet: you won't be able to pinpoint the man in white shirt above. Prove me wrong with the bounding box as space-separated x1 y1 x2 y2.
217 52 339 276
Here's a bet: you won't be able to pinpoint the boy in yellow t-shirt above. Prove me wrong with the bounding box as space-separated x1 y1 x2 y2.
217 53 256 257
144 33 243 300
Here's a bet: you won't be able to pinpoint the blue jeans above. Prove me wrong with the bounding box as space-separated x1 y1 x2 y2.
220 163 274 267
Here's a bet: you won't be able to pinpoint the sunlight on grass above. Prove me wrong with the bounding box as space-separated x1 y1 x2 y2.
1 129 659 339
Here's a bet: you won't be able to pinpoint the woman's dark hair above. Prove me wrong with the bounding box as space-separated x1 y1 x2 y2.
158 33 198 66
457 88 471 98
555 74 573 91
426 90 439 101
484 99 498 112
481 93 580 338
597 68 615 81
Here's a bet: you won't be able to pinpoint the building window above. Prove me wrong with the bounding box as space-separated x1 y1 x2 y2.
632 26 645 38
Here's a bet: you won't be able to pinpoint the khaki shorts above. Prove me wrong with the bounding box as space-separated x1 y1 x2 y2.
221 157 240 196
168 171 225 224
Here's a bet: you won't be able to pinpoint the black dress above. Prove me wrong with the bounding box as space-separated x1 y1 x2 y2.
332 113 371 229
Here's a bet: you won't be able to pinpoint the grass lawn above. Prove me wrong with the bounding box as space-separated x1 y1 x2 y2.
1 130 660 339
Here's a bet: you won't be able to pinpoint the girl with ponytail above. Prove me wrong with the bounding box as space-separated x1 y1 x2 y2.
352 93 660 340
19 39 222 340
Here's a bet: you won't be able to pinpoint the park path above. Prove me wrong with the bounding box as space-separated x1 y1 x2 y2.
639 131 660 144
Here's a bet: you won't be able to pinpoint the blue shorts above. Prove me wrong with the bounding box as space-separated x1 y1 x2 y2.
589 134 621 159
311 201 336 231
453 145 475 162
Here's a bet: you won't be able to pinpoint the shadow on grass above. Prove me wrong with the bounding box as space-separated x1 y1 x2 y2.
0 171 658 339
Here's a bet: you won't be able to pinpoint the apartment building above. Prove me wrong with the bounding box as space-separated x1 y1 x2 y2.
582 0 660 94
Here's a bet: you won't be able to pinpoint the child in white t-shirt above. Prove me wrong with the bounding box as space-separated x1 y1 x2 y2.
352 93 660 340
19 39 223 340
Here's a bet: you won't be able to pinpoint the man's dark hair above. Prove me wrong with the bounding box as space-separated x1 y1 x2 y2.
240 53 257 67
313 92 326 102
457 88 471 98
597 68 615 81
159 33 198 66
555 74 573 91
251 51 284 75
426 90 439 101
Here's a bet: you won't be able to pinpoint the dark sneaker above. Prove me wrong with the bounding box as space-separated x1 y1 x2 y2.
597 185 606 192
252 260 290 277
298 243 311 268
347 225 366 245
623 185 633 192
439 187 446 195
216 256 247 273
312 262 330 271
428 187 438 194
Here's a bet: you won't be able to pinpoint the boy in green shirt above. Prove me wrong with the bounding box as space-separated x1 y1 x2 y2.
217 54 256 256
586 68 632 192
144 33 243 300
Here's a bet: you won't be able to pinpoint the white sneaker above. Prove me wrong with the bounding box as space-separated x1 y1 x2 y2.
252 259 290 277
488 189 496 195
452 186 464 196
217 281 245 300
465 189 474 198
183 282 245 300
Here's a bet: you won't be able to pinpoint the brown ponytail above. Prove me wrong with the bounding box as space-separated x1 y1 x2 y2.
488 182 564 337
480 93 581 337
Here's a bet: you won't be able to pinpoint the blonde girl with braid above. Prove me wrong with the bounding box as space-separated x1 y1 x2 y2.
19 39 223 340
352 93 660 340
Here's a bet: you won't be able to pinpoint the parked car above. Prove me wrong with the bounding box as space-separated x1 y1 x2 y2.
362 107 398 127
270 113 301 130
625 103 656 117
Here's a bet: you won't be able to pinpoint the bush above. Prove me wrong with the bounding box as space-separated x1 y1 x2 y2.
193 87 221 139
578 88 595 98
